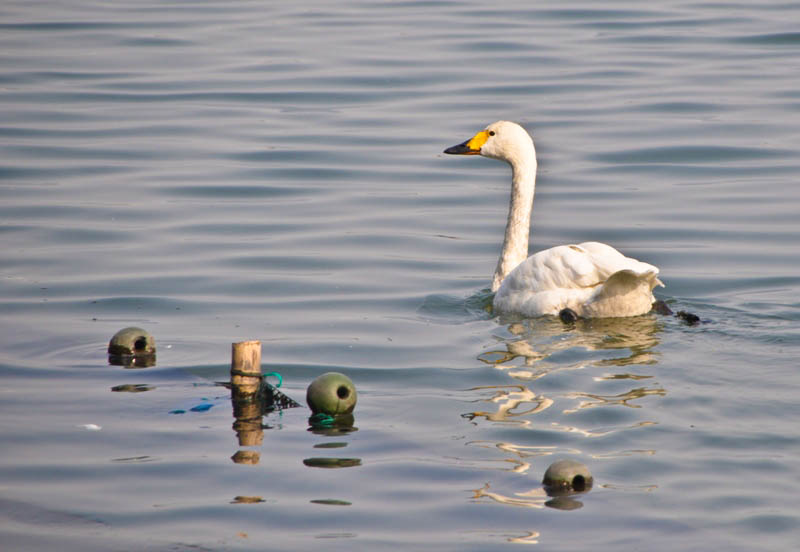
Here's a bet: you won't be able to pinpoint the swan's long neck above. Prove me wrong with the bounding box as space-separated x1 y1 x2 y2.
491 154 536 291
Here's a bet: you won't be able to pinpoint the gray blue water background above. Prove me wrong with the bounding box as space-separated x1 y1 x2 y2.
2 1 799 550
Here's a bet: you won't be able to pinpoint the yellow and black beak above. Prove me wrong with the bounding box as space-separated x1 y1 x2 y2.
443 129 489 155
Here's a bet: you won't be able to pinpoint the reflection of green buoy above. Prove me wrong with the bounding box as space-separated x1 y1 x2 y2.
306 372 357 416
303 457 361 468
542 459 593 496
108 327 156 356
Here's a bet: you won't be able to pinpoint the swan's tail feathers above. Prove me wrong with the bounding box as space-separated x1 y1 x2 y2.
584 268 661 317
604 268 660 292
594 269 639 298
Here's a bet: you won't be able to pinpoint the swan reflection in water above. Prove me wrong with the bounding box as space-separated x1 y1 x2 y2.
465 314 666 428
481 314 664 379
462 384 553 427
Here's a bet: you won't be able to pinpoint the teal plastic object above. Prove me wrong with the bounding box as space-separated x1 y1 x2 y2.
306 372 357 416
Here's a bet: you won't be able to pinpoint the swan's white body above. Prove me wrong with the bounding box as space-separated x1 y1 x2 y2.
444 120 662 318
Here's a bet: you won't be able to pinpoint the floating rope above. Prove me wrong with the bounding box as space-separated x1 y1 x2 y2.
229 370 282 388
263 371 282 388
210 370 300 413
229 368 263 379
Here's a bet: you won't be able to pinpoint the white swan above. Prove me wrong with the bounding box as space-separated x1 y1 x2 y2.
444 120 663 319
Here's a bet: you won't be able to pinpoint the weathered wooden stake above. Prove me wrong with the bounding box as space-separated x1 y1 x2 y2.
231 340 261 395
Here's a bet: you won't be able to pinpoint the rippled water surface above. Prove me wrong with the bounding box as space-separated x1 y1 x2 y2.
2 1 799 550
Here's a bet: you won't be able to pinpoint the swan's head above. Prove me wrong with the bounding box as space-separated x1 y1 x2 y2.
444 120 536 167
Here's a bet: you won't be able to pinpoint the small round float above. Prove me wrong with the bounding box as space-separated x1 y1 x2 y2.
542 459 593 496
107 327 156 368
306 372 357 417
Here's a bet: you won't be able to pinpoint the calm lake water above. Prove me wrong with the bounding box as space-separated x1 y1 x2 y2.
2 1 799 550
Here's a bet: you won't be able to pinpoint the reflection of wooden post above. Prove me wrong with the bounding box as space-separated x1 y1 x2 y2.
231 451 261 465
231 340 264 455
233 415 263 446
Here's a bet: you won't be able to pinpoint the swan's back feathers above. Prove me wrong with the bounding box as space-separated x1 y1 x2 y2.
493 242 663 318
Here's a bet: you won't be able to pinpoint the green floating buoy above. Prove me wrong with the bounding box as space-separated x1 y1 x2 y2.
542 459 593 496
306 372 357 417
108 327 156 356
108 327 156 368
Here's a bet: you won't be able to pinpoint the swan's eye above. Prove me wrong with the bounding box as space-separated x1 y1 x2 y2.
488 130 496 137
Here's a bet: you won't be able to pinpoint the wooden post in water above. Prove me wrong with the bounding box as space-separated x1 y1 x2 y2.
231 340 264 455
231 340 262 395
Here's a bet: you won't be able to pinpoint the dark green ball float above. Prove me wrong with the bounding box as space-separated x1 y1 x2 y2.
108 327 156 356
108 327 156 368
542 459 593 496
306 372 357 417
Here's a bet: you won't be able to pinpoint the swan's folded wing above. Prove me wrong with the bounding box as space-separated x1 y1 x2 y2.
511 243 631 291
